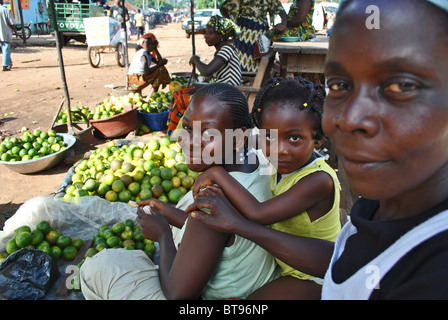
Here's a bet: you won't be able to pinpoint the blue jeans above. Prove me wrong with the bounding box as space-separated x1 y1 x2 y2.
1 41 12 67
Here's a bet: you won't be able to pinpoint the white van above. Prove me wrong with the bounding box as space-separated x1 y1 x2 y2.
182 9 221 38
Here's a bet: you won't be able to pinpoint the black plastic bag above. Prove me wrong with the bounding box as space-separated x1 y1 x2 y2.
0 249 60 300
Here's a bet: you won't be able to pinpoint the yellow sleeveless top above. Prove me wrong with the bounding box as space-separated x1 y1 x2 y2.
270 156 341 280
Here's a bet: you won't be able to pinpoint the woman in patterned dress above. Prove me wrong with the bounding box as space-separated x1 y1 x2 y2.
265 0 316 42
220 0 287 72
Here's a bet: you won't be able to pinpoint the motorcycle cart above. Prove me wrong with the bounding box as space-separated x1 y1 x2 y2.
83 17 125 68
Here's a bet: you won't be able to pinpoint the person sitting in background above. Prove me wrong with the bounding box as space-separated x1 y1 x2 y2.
189 15 242 87
127 33 170 94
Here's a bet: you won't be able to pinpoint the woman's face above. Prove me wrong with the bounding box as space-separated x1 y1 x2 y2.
179 93 234 172
204 26 222 47
323 0 448 210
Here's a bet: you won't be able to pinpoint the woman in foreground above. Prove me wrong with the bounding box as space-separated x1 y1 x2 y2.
189 0 448 299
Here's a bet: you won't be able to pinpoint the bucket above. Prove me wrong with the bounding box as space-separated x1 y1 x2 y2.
90 105 139 138
138 110 169 132
52 111 97 150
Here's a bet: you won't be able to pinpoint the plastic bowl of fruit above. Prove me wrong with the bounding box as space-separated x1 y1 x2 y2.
0 133 76 174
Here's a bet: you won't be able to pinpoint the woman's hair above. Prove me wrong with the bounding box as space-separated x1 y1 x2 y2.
192 83 254 130
251 77 326 141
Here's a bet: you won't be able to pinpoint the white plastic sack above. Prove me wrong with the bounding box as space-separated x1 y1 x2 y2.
0 195 138 252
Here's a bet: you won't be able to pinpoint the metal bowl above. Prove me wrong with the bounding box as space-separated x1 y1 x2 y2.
281 36 300 42
0 133 76 174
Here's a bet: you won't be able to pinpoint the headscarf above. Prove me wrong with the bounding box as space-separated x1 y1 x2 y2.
206 15 241 40
139 33 158 59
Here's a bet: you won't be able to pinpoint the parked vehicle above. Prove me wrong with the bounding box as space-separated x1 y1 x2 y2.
15 22 32 40
47 1 104 46
182 9 220 38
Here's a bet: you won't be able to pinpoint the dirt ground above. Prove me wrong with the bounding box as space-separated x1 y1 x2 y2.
0 22 214 222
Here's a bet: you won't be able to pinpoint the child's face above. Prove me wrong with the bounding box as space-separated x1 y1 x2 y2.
204 26 221 47
322 0 448 201
143 38 156 52
179 93 234 172
260 103 317 175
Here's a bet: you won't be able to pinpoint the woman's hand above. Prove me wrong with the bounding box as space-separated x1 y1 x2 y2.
189 55 200 66
186 188 246 234
136 198 166 215
274 23 286 31
136 205 171 242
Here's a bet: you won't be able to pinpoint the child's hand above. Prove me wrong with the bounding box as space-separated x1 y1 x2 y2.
192 168 219 197
186 188 246 234
136 205 171 242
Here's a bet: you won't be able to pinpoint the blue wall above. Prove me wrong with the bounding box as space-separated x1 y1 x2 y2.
15 0 49 34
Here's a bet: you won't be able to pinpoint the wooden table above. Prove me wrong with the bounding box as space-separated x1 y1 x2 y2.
272 38 329 78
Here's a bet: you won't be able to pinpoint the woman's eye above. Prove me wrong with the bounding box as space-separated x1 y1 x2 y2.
384 82 418 93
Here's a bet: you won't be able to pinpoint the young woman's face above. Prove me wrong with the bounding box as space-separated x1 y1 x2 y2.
204 26 222 47
261 104 317 175
322 0 448 203
179 93 234 172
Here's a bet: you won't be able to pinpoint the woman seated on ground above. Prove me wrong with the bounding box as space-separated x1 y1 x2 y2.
127 33 171 93
189 15 242 87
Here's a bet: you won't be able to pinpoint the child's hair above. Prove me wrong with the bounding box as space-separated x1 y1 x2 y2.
251 77 326 141
192 83 254 130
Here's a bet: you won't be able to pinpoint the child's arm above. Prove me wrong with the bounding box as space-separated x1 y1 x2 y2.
186 188 334 279
193 165 335 225
141 53 167 75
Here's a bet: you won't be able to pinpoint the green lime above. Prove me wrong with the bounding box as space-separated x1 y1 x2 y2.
6 238 19 254
84 247 98 258
118 189 132 202
36 221 52 234
62 246 78 261
56 235 72 249
160 167 173 180
30 229 44 245
72 237 83 250
45 230 61 245
124 219 134 228
14 225 31 235
51 246 62 260
168 188 184 203
161 180 173 193
111 221 125 234
15 232 32 248
95 242 107 252
106 235 120 248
